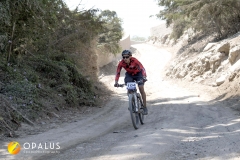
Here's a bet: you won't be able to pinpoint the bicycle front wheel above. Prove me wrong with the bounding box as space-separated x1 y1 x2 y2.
128 94 140 129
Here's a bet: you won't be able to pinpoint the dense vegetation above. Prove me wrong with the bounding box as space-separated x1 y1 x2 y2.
98 10 123 54
156 0 240 39
131 35 147 42
0 0 122 135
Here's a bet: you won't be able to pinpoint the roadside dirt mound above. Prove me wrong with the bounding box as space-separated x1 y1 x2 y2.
99 61 117 77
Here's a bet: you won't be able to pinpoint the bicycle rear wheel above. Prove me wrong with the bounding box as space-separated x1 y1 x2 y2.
128 94 140 129
137 93 144 125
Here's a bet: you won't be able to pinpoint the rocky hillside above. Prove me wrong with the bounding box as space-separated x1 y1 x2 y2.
167 34 240 85
148 24 240 101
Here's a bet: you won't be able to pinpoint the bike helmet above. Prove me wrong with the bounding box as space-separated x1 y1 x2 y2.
122 50 132 56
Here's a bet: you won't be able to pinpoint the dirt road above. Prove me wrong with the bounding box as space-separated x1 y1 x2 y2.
1 44 240 160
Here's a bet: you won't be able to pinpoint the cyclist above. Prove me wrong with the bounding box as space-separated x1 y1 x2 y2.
114 50 148 115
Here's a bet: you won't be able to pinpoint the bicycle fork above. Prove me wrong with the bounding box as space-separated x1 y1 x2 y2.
128 92 140 113
133 94 138 112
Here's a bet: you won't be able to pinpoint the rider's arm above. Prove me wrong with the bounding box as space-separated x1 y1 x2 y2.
115 61 123 82
136 60 147 77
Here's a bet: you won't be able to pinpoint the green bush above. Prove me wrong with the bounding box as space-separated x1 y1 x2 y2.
2 80 37 103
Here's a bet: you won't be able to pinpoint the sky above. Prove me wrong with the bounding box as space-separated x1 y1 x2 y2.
64 0 165 38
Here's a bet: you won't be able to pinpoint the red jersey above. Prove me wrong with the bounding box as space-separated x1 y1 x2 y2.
115 57 147 81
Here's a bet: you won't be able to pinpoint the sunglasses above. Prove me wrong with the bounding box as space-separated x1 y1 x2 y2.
122 56 129 59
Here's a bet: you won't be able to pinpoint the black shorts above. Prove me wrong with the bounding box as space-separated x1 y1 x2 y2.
124 72 144 86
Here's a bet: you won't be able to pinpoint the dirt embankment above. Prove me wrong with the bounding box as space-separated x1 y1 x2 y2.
97 33 131 68
148 24 240 108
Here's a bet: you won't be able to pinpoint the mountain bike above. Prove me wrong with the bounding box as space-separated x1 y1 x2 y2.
117 81 145 129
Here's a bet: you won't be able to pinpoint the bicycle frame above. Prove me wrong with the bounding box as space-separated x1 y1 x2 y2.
127 82 139 112
128 92 139 112
126 82 144 129
117 81 144 129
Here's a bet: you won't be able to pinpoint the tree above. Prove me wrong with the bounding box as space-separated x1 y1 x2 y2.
98 10 123 54
0 0 110 61
131 36 146 42
156 0 240 39
0 0 68 60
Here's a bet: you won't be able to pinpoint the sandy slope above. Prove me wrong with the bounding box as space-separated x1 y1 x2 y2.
1 43 240 160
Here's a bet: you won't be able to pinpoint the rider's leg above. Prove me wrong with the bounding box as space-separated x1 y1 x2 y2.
133 72 146 107
139 85 148 115
138 85 146 107
124 72 133 95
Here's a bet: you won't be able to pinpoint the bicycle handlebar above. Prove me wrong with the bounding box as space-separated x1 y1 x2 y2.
114 84 125 88
114 80 143 88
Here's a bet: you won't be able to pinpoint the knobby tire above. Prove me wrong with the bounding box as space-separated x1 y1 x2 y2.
128 94 140 129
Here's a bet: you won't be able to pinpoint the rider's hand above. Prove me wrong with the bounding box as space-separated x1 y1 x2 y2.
143 77 147 82
114 83 119 87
